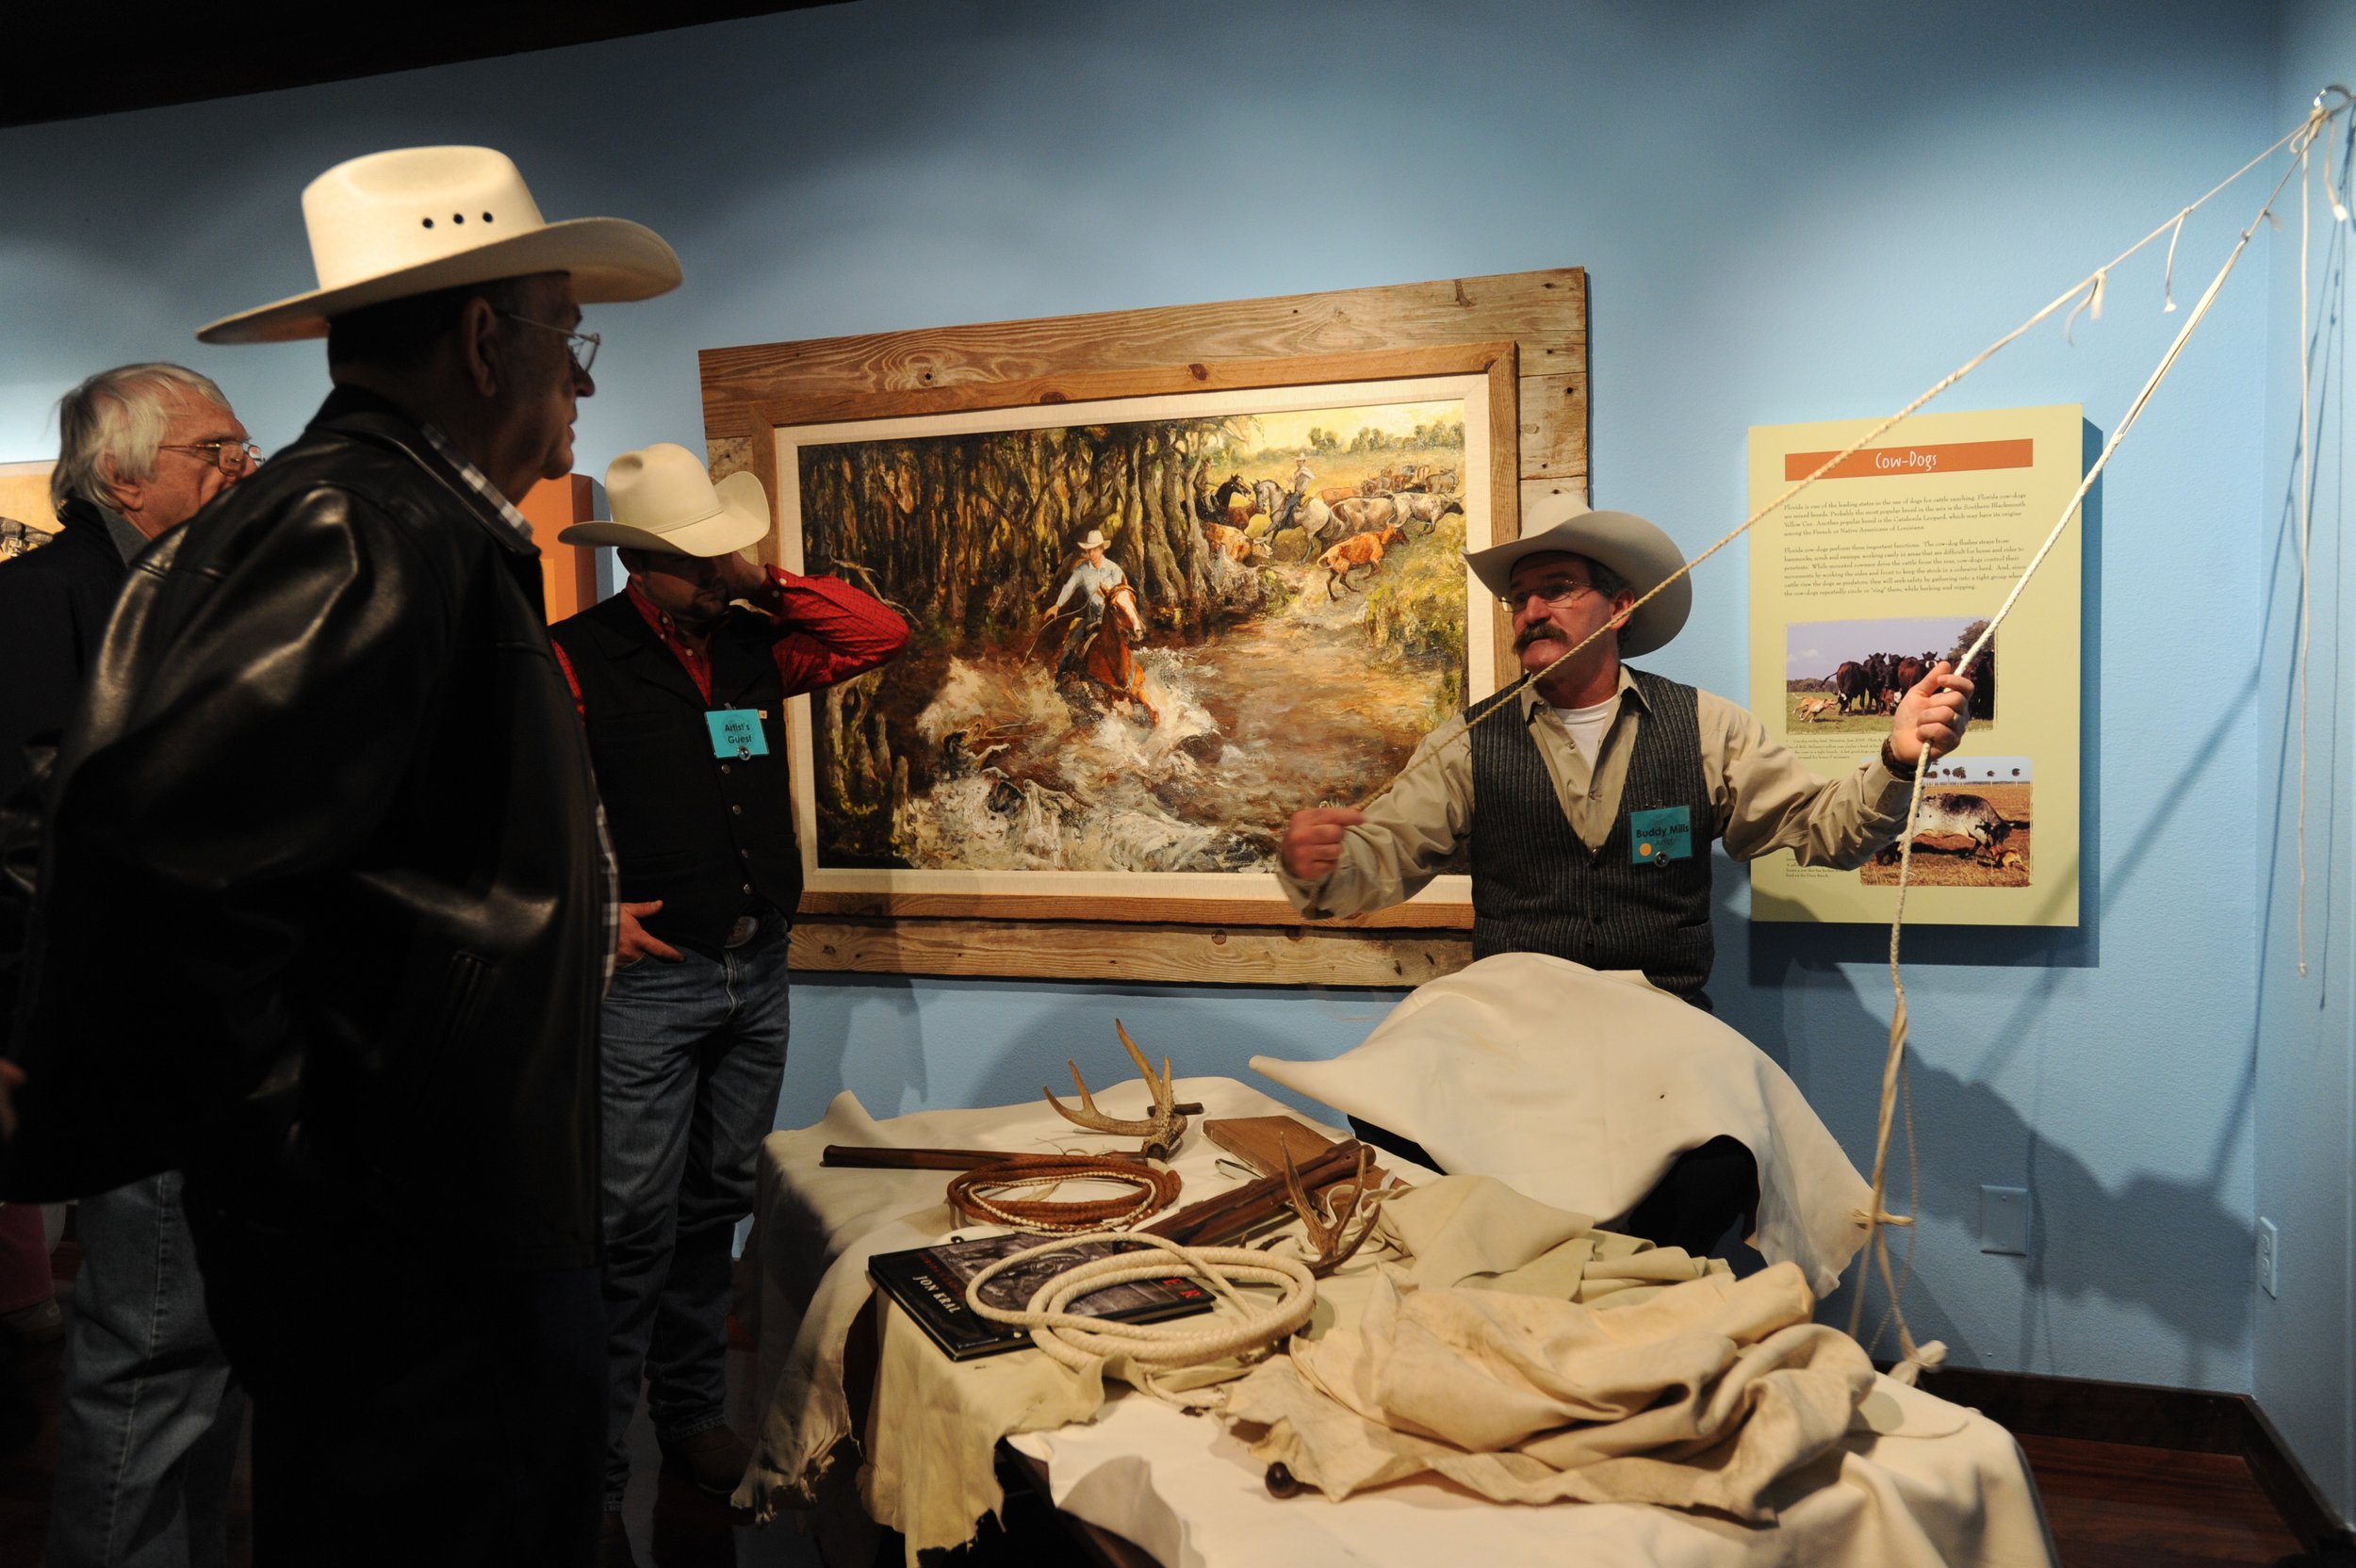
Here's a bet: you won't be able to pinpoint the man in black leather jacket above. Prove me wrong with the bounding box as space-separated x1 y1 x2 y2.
4 146 681 1565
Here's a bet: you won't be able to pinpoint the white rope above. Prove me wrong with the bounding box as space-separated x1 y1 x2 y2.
1849 97 2348 1366
1384 105 2344 798
962 1231 1317 1405
2299 122 2314 978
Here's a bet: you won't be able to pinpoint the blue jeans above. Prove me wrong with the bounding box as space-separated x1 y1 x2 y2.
48 1170 246 1568
600 925 790 1508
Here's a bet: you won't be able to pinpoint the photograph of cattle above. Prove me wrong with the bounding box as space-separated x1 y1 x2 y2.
788 398 1472 875
1784 614 1999 735
1859 755 2032 889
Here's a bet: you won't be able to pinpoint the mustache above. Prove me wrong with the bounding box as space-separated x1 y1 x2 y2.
1514 625 1560 651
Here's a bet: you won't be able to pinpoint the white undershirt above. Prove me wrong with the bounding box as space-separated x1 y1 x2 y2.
1550 695 1620 765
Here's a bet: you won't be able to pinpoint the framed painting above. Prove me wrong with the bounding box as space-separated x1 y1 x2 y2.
0 460 58 561
758 347 1512 923
699 269 1590 985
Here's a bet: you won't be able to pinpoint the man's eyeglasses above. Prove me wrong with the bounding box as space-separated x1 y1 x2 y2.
498 311 600 376
158 440 262 475
1500 578 1600 612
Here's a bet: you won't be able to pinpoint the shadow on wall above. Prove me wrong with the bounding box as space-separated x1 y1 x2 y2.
1807 1047 2254 1375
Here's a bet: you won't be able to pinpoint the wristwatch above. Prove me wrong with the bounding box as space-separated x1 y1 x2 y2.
1880 736 1919 781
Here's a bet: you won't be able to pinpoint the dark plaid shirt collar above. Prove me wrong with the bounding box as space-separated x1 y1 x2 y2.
418 423 536 547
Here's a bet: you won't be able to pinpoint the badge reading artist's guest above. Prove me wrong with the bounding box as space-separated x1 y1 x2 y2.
705 709 769 761
1628 806 1693 863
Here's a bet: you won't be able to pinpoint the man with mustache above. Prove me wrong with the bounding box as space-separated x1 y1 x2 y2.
547 444 905 1564
1276 499 1972 1250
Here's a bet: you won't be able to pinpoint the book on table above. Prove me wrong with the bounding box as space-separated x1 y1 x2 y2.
869 1232 1216 1362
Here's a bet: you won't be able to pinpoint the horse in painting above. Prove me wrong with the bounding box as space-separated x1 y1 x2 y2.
1077 582 1157 727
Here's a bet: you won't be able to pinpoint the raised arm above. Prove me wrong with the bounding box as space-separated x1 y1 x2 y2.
729 560 909 695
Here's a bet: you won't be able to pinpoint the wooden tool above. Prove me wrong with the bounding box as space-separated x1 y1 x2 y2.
821 1145 1153 1171
1143 1140 1365 1247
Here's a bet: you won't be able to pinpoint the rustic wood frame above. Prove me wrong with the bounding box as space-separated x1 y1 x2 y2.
698 269 1589 987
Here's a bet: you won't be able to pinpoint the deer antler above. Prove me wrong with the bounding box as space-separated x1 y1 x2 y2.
1278 1141 1389 1277
1041 1019 1200 1161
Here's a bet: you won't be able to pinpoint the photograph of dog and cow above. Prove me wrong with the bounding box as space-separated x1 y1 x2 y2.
1787 615 2027 889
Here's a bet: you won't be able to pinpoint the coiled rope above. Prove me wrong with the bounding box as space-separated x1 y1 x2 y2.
946 1157 1183 1233
962 1231 1318 1407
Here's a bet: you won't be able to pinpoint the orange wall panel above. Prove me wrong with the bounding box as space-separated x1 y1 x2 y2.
517 473 600 623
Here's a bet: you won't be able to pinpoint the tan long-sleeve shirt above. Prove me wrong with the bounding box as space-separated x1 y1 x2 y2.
1276 668 1913 919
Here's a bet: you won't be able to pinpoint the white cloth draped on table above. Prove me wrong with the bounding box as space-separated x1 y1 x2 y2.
739 1078 2056 1568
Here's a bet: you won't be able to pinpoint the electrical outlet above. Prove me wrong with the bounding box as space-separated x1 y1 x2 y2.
1980 1185 2030 1255
2259 1217 2280 1298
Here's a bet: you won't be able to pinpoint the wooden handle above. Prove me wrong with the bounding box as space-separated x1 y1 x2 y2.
820 1145 1153 1171
1143 1140 1363 1245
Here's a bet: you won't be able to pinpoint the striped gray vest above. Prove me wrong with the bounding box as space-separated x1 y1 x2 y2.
1467 668 1718 1006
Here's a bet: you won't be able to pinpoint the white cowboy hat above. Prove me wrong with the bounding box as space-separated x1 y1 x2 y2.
1077 529 1110 551
1464 494 1691 656
559 444 768 557
197 146 682 345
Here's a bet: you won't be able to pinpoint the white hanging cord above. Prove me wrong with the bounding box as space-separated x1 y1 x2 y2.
1850 99 2343 1368
962 1231 1317 1407
2299 122 2315 977
2291 86 2354 978
2163 212 2188 312
2065 270 2108 344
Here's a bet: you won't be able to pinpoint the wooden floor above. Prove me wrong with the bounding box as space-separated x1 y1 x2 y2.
0 1246 2331 1566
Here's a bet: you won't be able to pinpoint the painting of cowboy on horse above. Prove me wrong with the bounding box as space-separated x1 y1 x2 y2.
784 392 1477 877
1037 526 1157 727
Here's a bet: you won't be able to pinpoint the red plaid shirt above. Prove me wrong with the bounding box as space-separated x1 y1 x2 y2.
552 565 907 712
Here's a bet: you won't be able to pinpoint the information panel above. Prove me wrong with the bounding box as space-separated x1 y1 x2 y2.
1747 404 2082 927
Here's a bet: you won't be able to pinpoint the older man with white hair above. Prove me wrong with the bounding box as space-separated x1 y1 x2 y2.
0 363 254 1568
5 148 680 1564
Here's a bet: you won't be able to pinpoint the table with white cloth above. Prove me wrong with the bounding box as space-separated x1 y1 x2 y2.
735 1075 2057 1568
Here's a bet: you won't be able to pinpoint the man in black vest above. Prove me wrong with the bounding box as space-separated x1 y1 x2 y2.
1275 499 1972 1248
548 443 905 1559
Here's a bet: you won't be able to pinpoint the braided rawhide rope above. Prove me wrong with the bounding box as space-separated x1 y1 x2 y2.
946 1155 1183 1233
963 1230 1317 1403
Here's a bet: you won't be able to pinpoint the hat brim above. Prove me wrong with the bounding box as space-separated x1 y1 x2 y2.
560 469 770 557
196 217 683 345
1464 507 1691 657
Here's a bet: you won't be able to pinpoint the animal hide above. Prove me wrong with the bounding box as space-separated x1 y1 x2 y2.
1225 1260 1873 1520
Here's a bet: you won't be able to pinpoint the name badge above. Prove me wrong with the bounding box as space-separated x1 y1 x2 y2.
1629 806 1693 864
705 709 769 761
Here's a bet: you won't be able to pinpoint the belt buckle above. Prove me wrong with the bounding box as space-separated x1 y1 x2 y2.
726 914 760 949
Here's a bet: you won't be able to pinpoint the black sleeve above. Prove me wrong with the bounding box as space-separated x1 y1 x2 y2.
0 565 96 1040
0 565 94 808
6 489 452 1195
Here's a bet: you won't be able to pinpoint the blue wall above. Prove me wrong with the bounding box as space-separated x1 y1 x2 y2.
2257 0 2356 1524
0 0 2324 1452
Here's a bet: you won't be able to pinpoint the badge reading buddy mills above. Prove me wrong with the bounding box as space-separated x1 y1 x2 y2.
1629 805 1693 864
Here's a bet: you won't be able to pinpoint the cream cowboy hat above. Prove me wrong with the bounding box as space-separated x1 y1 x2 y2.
197 146 682 344
1464 494 1691 657
1077 529 1110 551
559 444 768 557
